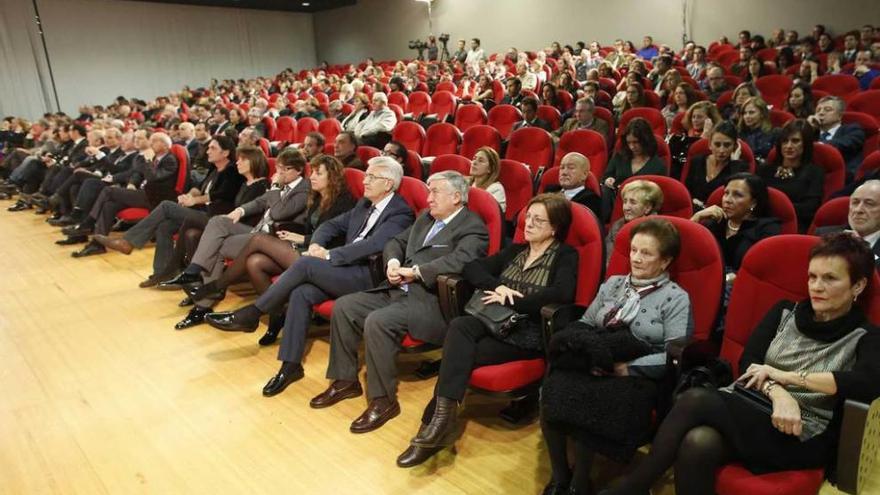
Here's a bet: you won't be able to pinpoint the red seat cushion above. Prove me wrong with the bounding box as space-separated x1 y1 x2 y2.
401 334 426 348
117 207 149 222
313 300 334 319
469 359 546 392
715 463 824 495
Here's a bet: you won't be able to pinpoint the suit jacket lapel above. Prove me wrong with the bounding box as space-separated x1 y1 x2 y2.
415 208 465 253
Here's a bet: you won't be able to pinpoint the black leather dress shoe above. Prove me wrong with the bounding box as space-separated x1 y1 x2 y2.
175 306 211 330
62 224 93 236
396 444 443 468
7 201 32 212
205 311 259 332
262 363 304 397
189 283 226 302
48 215 76 227
56 235 89 245
157 272 202 291
71 242 106 258
178 295 194 307
174 306 211 330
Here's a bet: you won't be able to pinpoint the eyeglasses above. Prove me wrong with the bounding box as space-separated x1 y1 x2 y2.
524 214 550 227
364 173 391 183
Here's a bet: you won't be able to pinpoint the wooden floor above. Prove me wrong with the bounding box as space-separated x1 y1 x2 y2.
0 200 865 495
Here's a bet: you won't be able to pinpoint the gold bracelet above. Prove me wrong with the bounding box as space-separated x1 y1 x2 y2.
764 381 778 396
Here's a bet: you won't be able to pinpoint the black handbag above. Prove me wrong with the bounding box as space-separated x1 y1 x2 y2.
732 382 773 415
463 292 527 338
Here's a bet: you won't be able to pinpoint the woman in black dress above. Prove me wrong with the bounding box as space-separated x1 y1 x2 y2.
600 233 880 495
757 119 824 232
683 121 749 208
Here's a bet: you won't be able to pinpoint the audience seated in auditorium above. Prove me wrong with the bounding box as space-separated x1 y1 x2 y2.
512 97 552 132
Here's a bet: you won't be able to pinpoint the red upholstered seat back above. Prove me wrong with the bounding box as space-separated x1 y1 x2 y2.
429 90 457 121
607 216 724 340
275 116 296 143
317 119 342 144
611 175 694 222
467 187 503 255
422 122 461 157
295 117 319 144
454 104 488 132
618 108 667 137
343 168 365 199
429 154 471 176
505 127 554 176
553 129 608 178
397 176 429 212
497 159 534 222
170 144 189 194
407 91 432 117
488 104 523 139
391 121 427 153
460 125 502 159
755 74 792 108
355 145 381 164
807 196 849 234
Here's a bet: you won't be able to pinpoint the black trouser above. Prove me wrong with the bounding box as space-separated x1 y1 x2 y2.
55 170 97 214
74 178 108 213
420 315 540 423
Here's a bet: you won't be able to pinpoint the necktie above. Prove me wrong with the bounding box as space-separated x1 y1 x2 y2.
821 131 831 142
423 220 446 246
354 206 376 241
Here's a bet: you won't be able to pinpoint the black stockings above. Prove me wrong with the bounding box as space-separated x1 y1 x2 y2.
214 233 299 295
606 388 735 495
541 417 596 494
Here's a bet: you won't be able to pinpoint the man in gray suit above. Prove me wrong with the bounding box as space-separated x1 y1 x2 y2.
162 148 310 329
816 180 880 268
310 171 489 434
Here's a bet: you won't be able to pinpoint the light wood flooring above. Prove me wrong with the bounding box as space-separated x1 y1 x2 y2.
0 200 865 494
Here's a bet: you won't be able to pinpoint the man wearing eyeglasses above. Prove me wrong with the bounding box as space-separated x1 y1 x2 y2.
702 66 729 103
311 170 489 434
205 156 414 396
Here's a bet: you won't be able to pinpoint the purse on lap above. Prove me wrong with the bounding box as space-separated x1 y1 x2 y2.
463 292 528 338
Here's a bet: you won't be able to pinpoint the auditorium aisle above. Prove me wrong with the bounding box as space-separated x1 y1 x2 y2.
0 202 864 494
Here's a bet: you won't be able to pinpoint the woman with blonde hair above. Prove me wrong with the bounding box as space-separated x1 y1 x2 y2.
738 96 778 163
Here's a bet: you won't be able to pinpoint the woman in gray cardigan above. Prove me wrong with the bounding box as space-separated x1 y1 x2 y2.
541 218 693 495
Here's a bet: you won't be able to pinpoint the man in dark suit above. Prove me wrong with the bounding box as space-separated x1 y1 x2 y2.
67 131 179 257
204 157 415 397
210 107 233 135
543 152 602 218
500 78 524 107
335 131 365 171
33 123 90 207
808 96 866 176
310 171 489 434
816 180 880 268
161 148 310 329
511 97 552 133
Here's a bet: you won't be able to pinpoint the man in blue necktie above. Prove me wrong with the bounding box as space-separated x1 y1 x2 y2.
311 171 489 434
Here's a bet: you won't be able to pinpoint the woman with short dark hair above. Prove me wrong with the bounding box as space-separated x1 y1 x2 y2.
396 193 579 468
601 232 880 495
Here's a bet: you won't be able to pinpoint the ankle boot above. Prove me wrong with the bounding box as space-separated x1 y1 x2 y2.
411 396 459 448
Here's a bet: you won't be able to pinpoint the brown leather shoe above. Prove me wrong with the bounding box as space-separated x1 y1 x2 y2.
93 234 133 255
350 397 400 434
309 380 363 409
